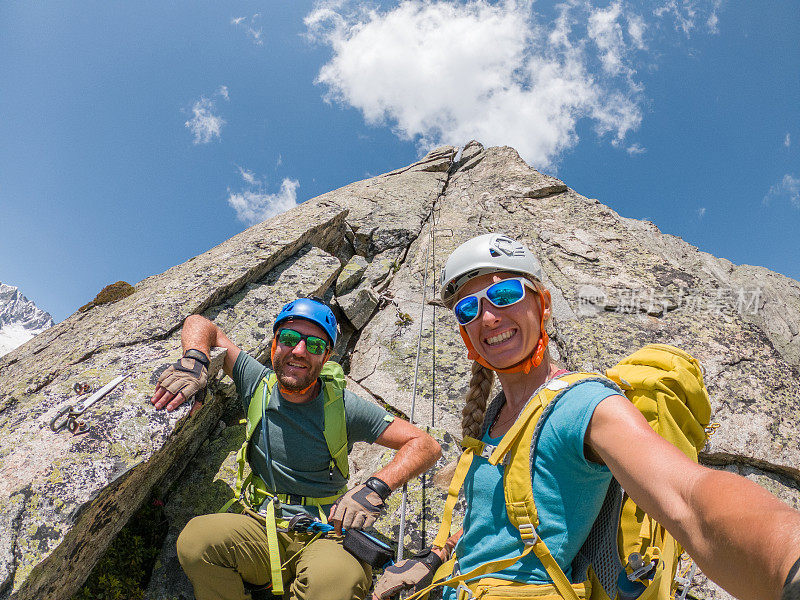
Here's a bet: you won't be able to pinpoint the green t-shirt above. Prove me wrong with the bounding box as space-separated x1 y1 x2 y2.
233 351 393 504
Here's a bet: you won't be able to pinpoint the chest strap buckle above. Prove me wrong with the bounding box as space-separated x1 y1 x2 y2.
517 523 539 546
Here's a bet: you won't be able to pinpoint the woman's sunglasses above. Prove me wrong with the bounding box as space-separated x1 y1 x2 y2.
453 277 535 325
277 328 329 355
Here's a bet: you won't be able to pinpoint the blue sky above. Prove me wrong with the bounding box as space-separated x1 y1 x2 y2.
1 0 798 323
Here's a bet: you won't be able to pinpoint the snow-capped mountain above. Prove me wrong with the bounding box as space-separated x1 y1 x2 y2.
0 282 54 357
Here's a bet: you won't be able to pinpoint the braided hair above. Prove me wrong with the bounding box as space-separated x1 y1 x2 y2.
460 361 495 439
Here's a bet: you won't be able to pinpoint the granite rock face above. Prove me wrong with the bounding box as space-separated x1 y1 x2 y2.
1 143 798 600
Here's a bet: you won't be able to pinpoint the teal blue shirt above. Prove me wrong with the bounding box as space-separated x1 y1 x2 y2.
446 380 618 593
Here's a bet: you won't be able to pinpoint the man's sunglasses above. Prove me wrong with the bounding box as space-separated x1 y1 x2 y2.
453 277 535 325
277 328 329 355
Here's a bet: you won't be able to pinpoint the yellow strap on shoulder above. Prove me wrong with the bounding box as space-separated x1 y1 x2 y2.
246 374 278 441
323 379 349 480
487 389 548 465
264 500 284 596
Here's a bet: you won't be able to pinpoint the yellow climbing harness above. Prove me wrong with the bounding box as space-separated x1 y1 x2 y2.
411 344 711 600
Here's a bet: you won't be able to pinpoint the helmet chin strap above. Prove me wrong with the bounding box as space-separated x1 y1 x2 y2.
459 289 551 374
270 338 328 396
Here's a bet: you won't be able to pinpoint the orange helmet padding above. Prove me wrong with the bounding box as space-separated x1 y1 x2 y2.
459 289 551 374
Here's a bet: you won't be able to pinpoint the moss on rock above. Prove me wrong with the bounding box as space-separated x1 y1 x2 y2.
79 281 135 313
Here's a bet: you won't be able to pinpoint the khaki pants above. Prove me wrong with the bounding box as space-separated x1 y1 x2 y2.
177 512 372 600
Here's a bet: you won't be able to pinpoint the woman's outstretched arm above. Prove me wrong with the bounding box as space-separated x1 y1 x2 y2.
586 394 800 600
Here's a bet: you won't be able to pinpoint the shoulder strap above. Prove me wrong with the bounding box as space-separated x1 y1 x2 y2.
227 373 279 502
319 361 349 480
246 372 278 442
323 377 349 480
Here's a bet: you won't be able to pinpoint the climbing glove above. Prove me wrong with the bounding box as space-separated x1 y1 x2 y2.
372 547 443 599
331 477 391 531
784 555 800 600
156 350 209 405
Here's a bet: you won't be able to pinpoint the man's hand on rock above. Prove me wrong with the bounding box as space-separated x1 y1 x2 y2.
330 477 391 535
151 350 209 412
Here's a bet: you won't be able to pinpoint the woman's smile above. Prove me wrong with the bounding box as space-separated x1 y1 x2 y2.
484 328 517 346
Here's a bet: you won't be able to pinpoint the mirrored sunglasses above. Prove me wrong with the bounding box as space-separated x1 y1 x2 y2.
453 277 533 325
277 328 329 355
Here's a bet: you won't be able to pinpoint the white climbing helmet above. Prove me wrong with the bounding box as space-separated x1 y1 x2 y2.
440 233 542 308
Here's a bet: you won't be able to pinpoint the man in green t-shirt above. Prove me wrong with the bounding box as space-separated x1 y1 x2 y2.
151 297 442 600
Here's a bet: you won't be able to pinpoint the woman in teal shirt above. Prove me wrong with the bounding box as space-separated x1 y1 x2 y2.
373 233 800 600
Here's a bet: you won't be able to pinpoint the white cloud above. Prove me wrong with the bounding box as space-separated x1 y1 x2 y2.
764 174 800 209
304 0 728 168
627 143 646 155
306 0 651 169
237 165 258 185
653 0 721 35
706 11 718 33
232 13 264 46
217 86 230 101
227 169 300 225
784 133 791 148
185 96 226 145
588 2 630 76
697 207 706 218
627 13 647 49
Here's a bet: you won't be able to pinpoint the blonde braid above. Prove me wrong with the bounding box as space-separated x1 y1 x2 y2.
461 361 495 439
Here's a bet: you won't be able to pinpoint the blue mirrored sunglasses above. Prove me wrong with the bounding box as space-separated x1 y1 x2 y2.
453 277 534 325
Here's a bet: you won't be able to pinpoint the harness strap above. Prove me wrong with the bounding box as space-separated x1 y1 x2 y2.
531 542 581 600
264 500 284 595
245 472 345 507
456 577 588 600
407 545 537 600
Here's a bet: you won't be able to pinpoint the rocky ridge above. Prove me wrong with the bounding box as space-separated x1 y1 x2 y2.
0 143 798 600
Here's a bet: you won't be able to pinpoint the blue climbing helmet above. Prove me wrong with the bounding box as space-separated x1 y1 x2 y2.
273 297 338 346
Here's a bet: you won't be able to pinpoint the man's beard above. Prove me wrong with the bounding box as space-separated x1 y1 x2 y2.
274 358 321 392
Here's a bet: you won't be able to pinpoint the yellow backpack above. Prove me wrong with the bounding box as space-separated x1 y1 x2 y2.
412 344 711 600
